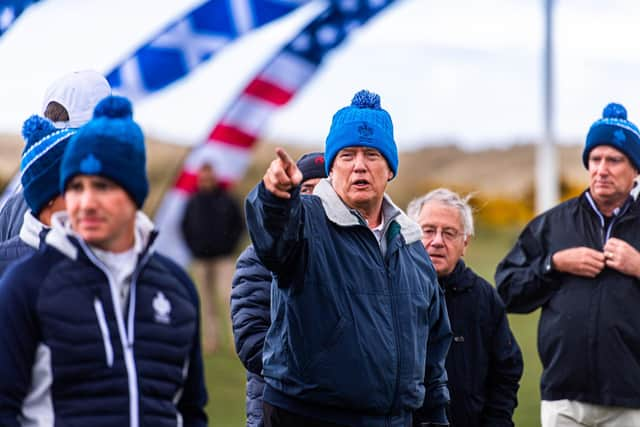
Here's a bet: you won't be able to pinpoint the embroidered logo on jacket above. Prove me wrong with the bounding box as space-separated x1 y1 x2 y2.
153 291 172 324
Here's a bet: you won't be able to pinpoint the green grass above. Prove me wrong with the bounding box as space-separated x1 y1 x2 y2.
203 350 247 425
202 224 543 427
466 225 541 427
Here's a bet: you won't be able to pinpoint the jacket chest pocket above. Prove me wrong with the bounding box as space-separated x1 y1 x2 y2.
94 298 114 367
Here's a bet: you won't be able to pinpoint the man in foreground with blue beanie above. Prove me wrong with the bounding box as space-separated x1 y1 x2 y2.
0 96 208 427
245 90 452 427
496 102 640 426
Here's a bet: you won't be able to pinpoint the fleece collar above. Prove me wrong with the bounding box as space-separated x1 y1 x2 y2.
18 210 48 250
313 178 422 245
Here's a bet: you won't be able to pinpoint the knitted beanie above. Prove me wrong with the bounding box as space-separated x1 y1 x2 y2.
583 102 640 170
296 152 327 182
20 116 75 215
60 96 148 208
42 70 111 128
324 89 398 178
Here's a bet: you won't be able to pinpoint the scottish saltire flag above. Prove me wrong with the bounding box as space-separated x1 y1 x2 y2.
0 0 38 37
154 0 397 267
107 0 308 101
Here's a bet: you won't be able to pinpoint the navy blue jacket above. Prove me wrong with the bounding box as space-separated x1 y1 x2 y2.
415 260 522 427
231 245 271 427
0 213 208 427
0 191 28 243
245 179 451 427
496 191 640 407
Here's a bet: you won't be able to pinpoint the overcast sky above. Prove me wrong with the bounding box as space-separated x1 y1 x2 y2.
1 0 640 151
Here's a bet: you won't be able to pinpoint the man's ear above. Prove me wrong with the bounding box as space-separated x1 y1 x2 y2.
461 235 470 256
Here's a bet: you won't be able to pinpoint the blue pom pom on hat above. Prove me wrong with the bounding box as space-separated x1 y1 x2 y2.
583 102 640 171
324 89 398 179
60 95 148 208
20 115 75 215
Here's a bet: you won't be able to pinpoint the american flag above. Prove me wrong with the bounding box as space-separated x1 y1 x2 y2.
107 0 309 101
154 0 398 267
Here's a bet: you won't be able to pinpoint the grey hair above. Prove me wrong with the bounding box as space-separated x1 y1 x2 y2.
407 188 475 237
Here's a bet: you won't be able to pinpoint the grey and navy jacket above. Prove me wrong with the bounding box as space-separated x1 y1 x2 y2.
231 245 271 427
414 260 522 427
0 212 208 427
496 191 640 407
0 210 44 275
245 179 452 427
0 191 29 244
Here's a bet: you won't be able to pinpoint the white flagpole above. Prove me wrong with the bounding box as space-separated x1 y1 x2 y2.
536 0 559 213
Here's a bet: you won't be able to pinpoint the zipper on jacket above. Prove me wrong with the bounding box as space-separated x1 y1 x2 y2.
94 298 114 367
377 226 403 414
79 240 143 427
584 192 631 245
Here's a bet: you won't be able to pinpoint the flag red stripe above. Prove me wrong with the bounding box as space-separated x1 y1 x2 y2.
174 170 198 193
207 124 257 148
245 78 294 106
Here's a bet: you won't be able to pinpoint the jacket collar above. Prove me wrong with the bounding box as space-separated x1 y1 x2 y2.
46 210 156 261
439 259 472 292
18 210 47 250
313 178 422 245
581 190 638 222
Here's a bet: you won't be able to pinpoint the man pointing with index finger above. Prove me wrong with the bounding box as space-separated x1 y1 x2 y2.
245 89 452 427
262 147 303 199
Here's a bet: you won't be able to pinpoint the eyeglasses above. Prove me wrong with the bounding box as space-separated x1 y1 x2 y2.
421 226 463 243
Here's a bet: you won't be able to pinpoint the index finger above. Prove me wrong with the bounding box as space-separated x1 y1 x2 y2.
276 147 294 167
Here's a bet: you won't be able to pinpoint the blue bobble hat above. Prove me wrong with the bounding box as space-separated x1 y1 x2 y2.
60 95 148 208
583 102 640 171
296 152 327 182
324 89 398 179
20 116 75 215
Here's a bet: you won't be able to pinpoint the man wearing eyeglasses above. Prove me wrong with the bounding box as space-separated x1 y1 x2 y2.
408 188 523 427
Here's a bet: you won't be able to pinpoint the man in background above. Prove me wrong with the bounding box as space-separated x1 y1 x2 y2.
181 162 244 353
408 188 523 427
0 69 111 241
496 102 640 426
0 115 75 273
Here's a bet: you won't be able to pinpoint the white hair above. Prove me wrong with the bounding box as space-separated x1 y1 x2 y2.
407 188 475 237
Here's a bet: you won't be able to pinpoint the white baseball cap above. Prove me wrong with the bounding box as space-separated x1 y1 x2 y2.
41 70 112 129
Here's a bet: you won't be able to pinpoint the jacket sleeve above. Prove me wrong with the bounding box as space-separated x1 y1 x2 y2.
244 182 305 276
168 262 208 427
0 261 40 427
416 284 452 425
0 193 29 243
495 214 559 313
231 245 272 375
481 290 524 427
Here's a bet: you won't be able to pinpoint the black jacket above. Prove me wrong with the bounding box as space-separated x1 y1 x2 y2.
415 260 522 427
181 187 244 259
496 191 640 407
